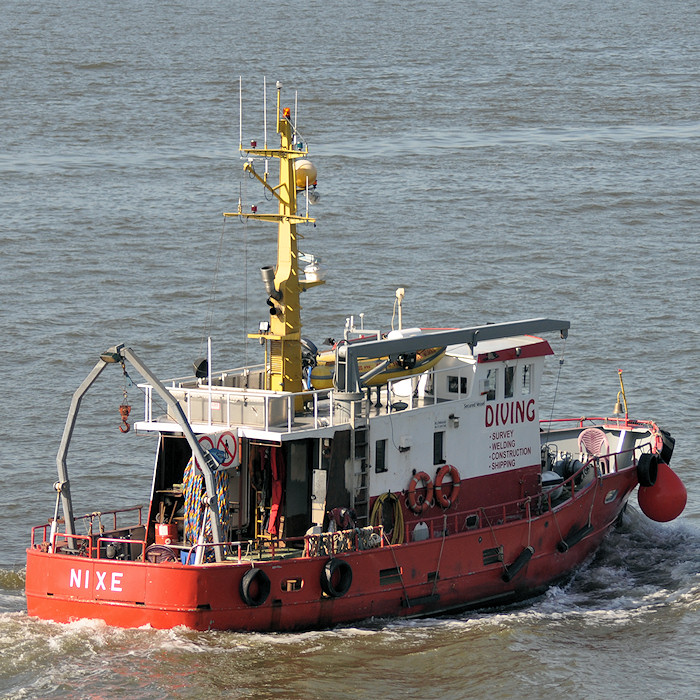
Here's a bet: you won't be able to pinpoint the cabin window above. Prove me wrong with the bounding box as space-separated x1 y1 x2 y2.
521 365 532 395
504 366 515 398
375 439 387 473
448 375 468 395
433 431 445 465
481 369 497 400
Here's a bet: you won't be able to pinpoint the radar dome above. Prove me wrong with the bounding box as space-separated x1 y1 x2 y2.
295 159 317 189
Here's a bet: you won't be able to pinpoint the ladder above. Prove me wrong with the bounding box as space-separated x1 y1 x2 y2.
352 426 370 526
253 490 272 546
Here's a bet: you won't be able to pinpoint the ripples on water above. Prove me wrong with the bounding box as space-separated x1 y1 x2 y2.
1 513 698 700
1 0 699 697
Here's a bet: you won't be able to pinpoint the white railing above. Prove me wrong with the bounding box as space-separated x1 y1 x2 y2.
139 362 473 434
385 362 473 410
140 382 337 434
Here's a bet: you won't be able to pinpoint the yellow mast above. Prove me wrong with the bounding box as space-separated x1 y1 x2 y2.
225 82 322 395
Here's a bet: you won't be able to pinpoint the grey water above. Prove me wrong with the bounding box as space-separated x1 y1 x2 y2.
1 1 699 698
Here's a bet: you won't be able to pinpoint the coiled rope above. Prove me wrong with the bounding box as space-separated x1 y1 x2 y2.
369 492 405 545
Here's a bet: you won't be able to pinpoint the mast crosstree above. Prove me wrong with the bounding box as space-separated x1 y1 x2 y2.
226 82 321 395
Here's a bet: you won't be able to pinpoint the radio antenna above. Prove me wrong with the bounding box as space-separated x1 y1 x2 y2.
263 76 268 150
238 76 243 151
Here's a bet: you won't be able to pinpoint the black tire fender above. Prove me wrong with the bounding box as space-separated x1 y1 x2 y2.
637 453 658 488
240 567 271 607
660 429 675 464
320 558 353 597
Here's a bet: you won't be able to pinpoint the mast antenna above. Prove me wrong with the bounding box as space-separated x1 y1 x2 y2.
293 90 298 146
238 76 243 151
263 76 268 150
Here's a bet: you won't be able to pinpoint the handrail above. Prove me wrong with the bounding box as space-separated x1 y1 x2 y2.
400 440 653 543
159 363 268 387
96 536 148 560
79 505 145 528
139 361 478 434
540 416 657 430
140 382 337 433
32 521 385 563
402 498 539 543
173 525 385 564
385 363 470 410
31 505 145 554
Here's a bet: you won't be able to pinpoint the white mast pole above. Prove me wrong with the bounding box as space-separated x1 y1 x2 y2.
263 76 269 177
293 90 298 146
263 76 267 149
207 336 212 425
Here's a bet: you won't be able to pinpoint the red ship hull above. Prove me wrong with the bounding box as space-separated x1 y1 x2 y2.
26 467 636 632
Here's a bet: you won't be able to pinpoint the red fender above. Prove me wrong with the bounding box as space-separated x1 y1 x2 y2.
638 462 686 522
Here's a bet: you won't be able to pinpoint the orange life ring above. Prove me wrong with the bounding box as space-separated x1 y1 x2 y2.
434 464 460 508
407 471 434 514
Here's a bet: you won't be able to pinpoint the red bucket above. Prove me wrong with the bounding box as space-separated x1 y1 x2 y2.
155 523 179 545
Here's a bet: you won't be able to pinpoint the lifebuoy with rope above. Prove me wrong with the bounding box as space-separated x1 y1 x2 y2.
434 464 460 508
240 567 271 607
320 557 353 597
406 471 434 514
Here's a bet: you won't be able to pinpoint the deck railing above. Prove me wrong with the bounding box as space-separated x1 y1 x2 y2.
540 415 661 433
31 509 385 563
137 361 476 435
31 505 145 554
140 380 338 433
399 443 653 545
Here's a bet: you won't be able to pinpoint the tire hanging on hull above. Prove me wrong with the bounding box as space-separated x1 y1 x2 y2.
502 545 534 583
240 567 271 607
557 523 594 552
320 558 353 597
637 453 658 488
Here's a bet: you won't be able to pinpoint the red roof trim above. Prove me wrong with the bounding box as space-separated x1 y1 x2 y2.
477 338 553 363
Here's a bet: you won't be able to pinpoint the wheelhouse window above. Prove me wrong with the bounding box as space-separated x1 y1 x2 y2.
375 439 387 473
504 365 515 398
480 369 497 400
433 431 445 465
521 364 532 395
448 375 468 395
